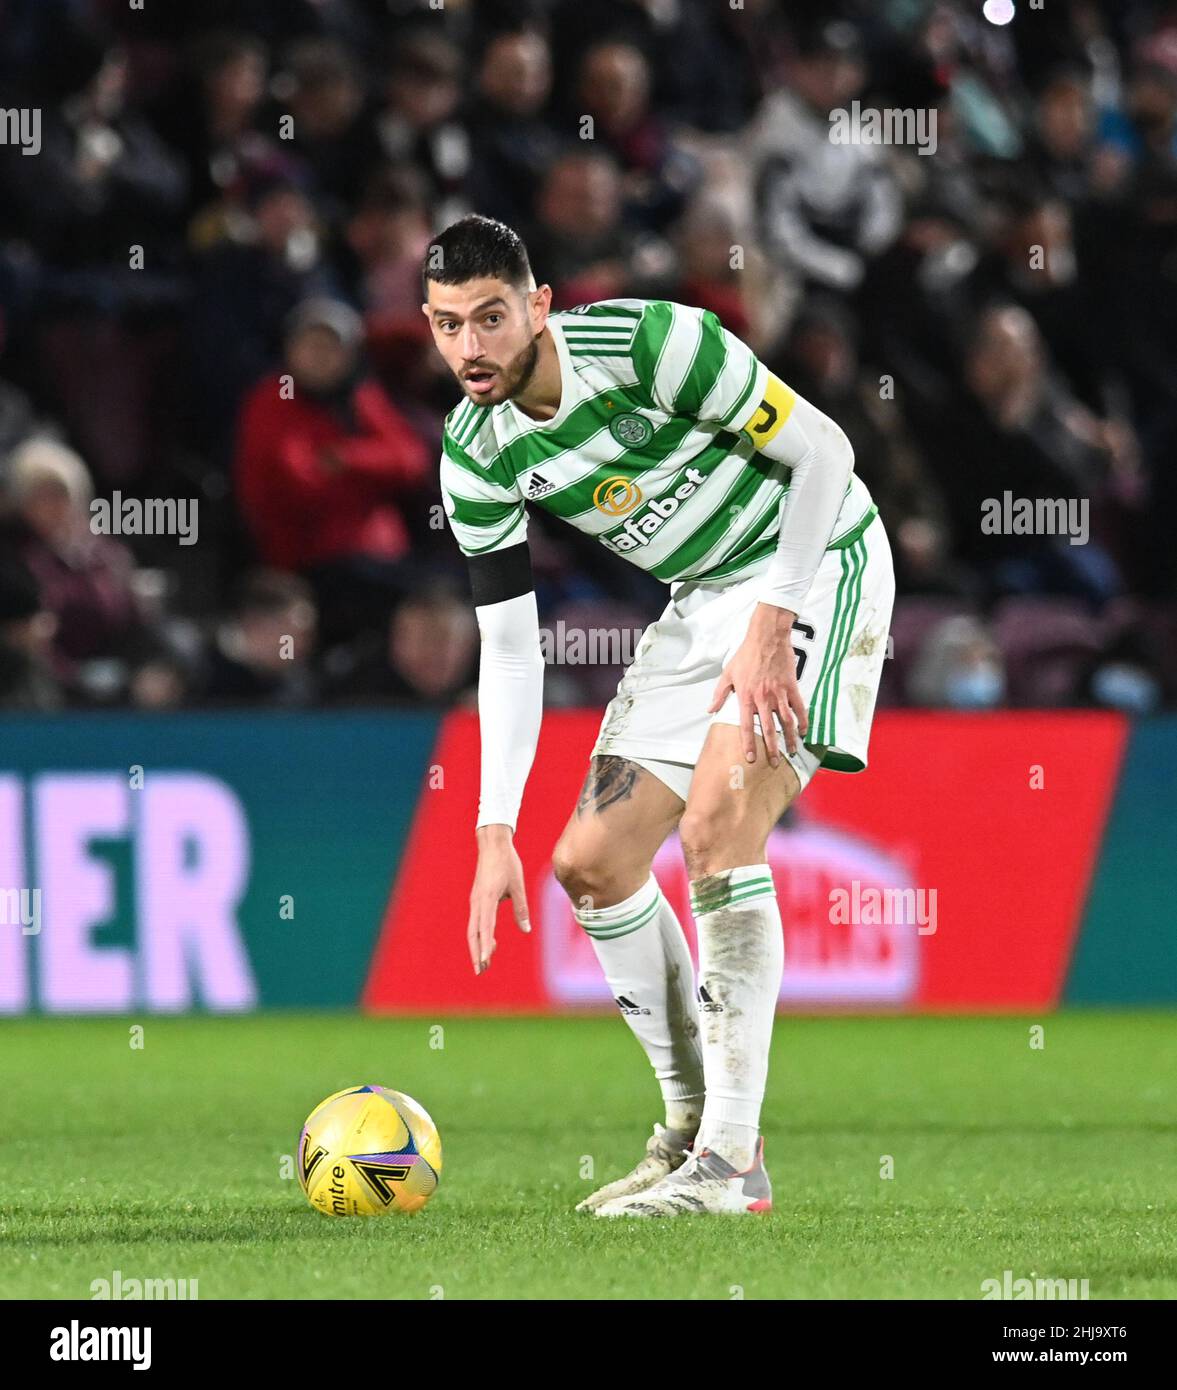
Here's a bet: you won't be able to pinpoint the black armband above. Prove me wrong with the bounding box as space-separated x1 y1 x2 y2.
466 542 534 607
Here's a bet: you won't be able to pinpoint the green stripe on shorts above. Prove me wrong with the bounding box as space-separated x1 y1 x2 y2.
825 538 867 747
810 538 866 747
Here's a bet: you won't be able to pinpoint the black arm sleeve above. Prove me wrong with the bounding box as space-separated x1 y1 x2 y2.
466 541 534 608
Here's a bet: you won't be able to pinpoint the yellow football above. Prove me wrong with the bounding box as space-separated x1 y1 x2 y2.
298 1085 442 1215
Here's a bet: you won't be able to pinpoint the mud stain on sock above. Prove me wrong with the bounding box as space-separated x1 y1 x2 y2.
666 957 700 1045
693 871 771 1092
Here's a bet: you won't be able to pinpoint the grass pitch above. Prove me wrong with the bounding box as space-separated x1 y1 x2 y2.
2 1012 1174 1300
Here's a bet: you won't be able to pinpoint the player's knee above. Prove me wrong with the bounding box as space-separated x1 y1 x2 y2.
679 803 766 879
552 837 622 908
678 807 728 879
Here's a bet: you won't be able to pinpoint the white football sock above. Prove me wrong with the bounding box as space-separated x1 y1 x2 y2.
575 875 704 1134
689 865 784 1171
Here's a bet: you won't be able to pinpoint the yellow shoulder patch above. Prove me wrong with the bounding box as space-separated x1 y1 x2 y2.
740 372 796 447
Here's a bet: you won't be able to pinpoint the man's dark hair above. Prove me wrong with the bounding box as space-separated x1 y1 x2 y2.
422 215 532 297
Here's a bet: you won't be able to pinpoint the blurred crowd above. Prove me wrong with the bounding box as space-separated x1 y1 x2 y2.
0 0 1175 714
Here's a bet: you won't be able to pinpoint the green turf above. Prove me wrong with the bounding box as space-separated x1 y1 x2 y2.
1 1012 1174 1299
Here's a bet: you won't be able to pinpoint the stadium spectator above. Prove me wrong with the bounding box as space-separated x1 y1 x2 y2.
526 150 643 306
1078 615 1165 715
749 19 903 294
908 615 1007 710
325 580 477 707
464 29 557 231
929 305 1126 603
343 166 433 320
544 0 772 132
572 40 701 232
1027 66 1113 203
963 179 1122 421
767 296 968 599
344 167 454 432
188 158 340 459
665 193 764 347
271 37 383 220
3 29 188 288
199 569 319 706
1122 55 1177 172
151 29 271 232
376 31 469 226
0 438 156 699
234 298 430 641
1 26 189 484
650 0 787 135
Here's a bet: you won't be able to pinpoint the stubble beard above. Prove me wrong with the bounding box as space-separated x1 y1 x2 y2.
466 334 539 407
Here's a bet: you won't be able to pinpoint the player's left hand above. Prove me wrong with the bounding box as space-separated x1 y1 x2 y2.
468 826 531 975
708 603 808 766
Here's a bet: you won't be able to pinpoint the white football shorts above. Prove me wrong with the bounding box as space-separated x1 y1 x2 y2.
592 513 895 802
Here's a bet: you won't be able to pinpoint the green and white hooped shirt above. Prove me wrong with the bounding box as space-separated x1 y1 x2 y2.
440 298 876 588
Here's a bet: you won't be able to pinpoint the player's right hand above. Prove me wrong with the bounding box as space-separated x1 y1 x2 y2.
468 826 531 975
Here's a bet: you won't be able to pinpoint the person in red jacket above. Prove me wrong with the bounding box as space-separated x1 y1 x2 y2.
234 296 431 641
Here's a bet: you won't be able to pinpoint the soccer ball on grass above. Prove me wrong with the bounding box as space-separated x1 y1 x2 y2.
298 1085 442 1216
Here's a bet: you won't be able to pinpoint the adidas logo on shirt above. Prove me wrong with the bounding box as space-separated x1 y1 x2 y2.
526 472 556 499
614 994 651 1016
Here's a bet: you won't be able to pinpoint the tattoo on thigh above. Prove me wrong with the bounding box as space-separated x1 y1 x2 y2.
577 756 641 817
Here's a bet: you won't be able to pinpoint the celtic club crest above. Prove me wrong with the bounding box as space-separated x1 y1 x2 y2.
609 413 653 448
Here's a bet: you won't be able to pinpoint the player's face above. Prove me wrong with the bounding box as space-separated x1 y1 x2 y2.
423 277 547 407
